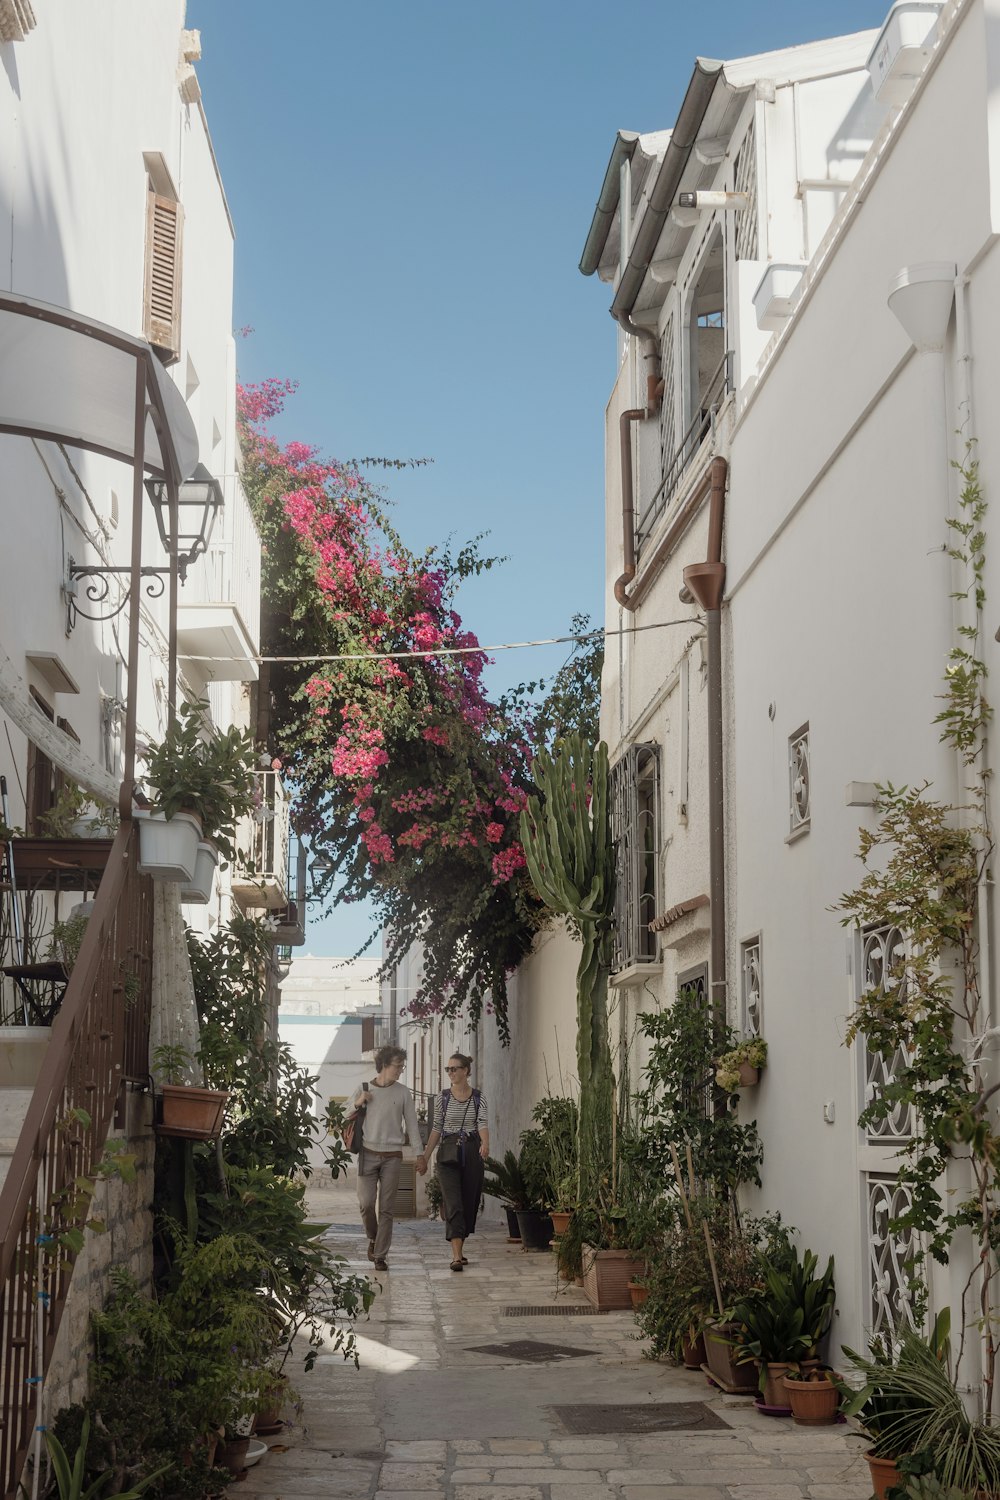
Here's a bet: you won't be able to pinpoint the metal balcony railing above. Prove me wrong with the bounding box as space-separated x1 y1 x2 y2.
232 770 290 911
636 349 733 552
0 822 152 1500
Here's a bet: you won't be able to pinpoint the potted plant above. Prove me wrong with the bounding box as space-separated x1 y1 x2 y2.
837 1311 998 1500
152 1043 229 1140
425 1169 444 1221
715 1037 768 1092
549 1174 577 1239
731 1246 834 1408
137 700 257 885
783 1366 840 1425
483 1150 529 1241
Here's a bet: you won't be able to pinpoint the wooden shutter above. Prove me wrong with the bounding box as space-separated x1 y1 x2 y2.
25 688 55 835
143 190 183 362
361 1016 376 1053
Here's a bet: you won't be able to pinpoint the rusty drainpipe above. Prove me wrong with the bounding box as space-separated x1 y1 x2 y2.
614 331 662 610
682 455 729 1042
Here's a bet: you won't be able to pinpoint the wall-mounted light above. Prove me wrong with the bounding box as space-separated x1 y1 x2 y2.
677 191 750 212
65 464 224 633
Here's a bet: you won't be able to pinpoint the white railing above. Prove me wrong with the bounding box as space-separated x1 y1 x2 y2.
198 473 261 650
234 770 289 904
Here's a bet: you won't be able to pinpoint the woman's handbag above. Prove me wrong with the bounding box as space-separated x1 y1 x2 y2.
342 1080 372 1155
437 1135 462 1166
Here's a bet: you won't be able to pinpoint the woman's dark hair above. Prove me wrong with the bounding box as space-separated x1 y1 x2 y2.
374 1044 407 1072
449 1051 473 1072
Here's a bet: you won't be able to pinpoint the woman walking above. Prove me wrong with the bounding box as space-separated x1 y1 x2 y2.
351 1045 423 1272
417 1053 489 1271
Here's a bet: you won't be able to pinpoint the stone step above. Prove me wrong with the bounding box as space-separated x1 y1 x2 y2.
0 1088 33 1137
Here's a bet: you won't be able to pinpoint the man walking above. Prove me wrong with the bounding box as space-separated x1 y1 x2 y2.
351 1045 425 1271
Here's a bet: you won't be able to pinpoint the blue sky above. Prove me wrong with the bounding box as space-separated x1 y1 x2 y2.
190 0 884 956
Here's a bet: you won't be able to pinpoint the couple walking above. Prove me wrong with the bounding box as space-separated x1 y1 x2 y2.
351 1045 489 1272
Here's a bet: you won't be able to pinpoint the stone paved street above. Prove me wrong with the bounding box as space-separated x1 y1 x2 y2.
238 1179 874 1500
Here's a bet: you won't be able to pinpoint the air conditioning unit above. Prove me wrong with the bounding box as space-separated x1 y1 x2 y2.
867 1 943 106
752 264 806 332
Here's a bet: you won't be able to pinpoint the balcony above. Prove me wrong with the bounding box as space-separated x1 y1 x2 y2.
231 770 290 911
636 349 733 555
177 475 261 683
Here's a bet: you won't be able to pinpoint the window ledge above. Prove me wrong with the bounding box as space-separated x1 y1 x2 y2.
785 821 811 845
609 962 664 989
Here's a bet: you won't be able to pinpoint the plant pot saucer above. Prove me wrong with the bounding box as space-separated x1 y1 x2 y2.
754 1398 793 1417
254 1421 283 1437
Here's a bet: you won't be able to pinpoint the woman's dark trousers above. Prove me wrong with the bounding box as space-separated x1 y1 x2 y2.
439 1144 484 1240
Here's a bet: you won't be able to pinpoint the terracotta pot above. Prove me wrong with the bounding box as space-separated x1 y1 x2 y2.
157 1084 229 1140
550 1210 573 1237
783 1373 839 1425
864 1451 900 1500
738 1060 760 1086
703 1321 758 1392
627 1280 648 1310
681 1331 707 1368
759 1360 794 1409
581 1245 646 1310
218 1437 250 1475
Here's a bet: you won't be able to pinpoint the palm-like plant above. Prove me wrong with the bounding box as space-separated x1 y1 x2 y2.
482 1150 533 1211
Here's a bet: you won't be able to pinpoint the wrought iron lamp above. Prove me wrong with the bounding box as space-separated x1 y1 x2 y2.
65 465 224 632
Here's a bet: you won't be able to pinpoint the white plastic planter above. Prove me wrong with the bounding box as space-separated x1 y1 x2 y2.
180 840 219 905
752 263 806 331
136 809 202 883
867 1 943 106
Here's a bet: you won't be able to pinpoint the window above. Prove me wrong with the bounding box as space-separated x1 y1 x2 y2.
611 743 660 971
741 936 762 1037
142 170 183 363
360 1016 375 1054
788 723 810 835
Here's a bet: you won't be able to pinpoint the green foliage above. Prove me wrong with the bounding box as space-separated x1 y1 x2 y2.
483 1149 534 1212
531 613 604 749
150 1043 193 1086
140 699 257 863
425 1169 443 1217
37 781 91 839
840 1311 951 1459
44 1416 172 1500
636 988 762 1195
516 1097 579 1211
714 1038 767 1094
731 1245 834 1376
188 913 318 1177
521 736 615 1194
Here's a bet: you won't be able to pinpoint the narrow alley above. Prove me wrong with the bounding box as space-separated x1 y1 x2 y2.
241 1179 873 1500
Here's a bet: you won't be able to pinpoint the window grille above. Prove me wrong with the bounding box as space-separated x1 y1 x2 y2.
788 724 810 834
859 924 915 1142
658 313 676 488
733 123 759 261
610 743 660 972
741 937 762 1037
678 967 712 1119
867 1173 918 1338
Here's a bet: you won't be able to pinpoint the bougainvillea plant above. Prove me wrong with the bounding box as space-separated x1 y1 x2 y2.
238 377 551 1037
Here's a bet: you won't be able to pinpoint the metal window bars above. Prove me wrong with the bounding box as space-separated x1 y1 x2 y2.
637 349 733 553
610 744 660 973
733 122 759 262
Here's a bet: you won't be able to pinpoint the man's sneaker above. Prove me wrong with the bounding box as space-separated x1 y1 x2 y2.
367 1240 376 1261
374 1258 388 1271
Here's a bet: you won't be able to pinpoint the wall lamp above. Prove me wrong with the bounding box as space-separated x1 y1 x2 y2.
677 191 750 211
64 464 224 633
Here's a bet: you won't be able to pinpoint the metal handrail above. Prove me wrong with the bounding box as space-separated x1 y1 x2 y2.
637 349 733 547
0 821 152 1500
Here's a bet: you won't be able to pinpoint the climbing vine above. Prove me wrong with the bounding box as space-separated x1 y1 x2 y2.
836 443 997 1402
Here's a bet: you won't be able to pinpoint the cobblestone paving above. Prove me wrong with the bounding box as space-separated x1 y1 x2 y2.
242 1180 873 1500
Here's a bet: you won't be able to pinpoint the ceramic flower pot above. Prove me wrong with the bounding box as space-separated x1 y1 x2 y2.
681 1331 707 1368
180 839 219 904
783 1373 840 1425
136 809 201 883
217 1437 250 1476
738 1060 760 1086
550 1210 573 1237
864 1451 901 1500
515 1209 554 1250
759 1360 794 1410
703 1321 759 1392
581 1246 646 1310
504 1207 522 1241
157 1084 229 1140
627 1280 648 1310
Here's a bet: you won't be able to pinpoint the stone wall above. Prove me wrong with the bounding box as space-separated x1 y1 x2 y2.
44 1091 155 1417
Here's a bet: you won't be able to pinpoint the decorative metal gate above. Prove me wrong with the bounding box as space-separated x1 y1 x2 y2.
610 744 660 972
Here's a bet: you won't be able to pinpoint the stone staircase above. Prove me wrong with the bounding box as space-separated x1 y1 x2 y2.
0 1087 32 1192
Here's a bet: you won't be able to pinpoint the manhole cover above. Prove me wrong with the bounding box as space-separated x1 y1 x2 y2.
465 1341 590 1363
503 1305 608 1316
549 1402 728 1434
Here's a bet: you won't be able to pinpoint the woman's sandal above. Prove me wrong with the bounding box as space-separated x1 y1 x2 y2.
450 1259 464 1272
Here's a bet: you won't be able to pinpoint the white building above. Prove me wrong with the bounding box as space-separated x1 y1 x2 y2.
578 5 996 1362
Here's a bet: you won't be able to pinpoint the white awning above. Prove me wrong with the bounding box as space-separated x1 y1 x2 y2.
0 292 198 481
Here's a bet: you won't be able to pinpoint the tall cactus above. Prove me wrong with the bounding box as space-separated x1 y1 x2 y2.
520 735 615 1191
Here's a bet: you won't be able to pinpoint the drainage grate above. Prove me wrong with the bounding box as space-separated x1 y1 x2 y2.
502 1305 608 1316
464 1341 591 1363
549 1402 729 1435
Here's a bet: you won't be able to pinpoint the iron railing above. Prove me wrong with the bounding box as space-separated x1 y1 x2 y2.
637 349 733 551
232 771 290 910
610 743 660 974
0 821 152 1500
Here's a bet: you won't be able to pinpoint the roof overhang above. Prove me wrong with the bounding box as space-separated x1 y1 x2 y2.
0 292 198 482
